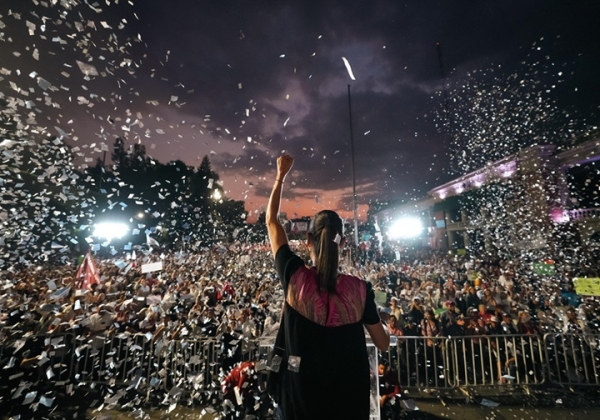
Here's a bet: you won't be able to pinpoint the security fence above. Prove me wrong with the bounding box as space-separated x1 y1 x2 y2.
1 332 599 403
543 333 599 386
386 334 547 390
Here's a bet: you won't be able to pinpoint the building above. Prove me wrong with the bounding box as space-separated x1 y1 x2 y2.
373 138 600 260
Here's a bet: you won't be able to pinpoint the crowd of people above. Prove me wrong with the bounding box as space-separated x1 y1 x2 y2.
0 240 599 418
2 244 598 344
365 252 599 339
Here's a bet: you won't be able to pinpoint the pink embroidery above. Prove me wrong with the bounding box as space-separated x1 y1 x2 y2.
287 267 367 327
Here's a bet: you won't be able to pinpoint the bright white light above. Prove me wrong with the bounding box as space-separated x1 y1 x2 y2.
137 212 145 218
93 222 129 241
213 189 222 200
388 218 423 239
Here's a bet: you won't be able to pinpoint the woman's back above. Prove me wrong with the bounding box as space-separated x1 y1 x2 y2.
266 155 389 419
287 266 370 327
275 244 378 420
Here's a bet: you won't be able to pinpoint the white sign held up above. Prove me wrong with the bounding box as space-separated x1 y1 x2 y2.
141 261 163 273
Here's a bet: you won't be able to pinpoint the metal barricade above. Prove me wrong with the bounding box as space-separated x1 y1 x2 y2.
3 330 600 404
0 332 75 399
161 338 221 397
544 333 600 386
395 336 454 390
71 333 154 389
446 334 545 387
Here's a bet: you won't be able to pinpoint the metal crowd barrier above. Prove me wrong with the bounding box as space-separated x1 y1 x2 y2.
543 333 600 386
384 333 600 391
71 333 155 388
2 331 600 401
446 334 545 387
160 338 221 397
390 336 453 389
383 335 542 392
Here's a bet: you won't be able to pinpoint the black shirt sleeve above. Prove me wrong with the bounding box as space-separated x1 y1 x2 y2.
361 281 381 325
274 244 304 295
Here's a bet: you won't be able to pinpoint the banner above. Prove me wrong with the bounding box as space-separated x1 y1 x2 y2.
75 251 101 290
532 261 555 276
374 290 387 306
290 221 308 233
141 261 163 273
573 278 600 296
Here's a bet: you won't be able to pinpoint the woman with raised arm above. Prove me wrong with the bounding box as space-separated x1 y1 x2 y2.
266 154 389 420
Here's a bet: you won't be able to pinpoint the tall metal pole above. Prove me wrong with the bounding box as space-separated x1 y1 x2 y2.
347 84 359 245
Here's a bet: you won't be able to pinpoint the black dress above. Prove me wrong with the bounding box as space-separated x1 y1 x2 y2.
272 245 380 420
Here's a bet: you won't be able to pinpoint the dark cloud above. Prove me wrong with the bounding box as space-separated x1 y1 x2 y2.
2 0 598 217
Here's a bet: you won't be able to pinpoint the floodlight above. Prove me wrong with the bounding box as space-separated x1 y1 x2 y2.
213 190 222 200
388 218 423 239
93 222 129 241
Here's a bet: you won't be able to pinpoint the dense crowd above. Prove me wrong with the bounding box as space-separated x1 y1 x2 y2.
1 243 285 348
2 243 598 344
365 251 600 339
1 241 599 418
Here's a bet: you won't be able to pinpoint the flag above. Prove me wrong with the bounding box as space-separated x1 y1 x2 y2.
533 260 555 276
75 251 101 290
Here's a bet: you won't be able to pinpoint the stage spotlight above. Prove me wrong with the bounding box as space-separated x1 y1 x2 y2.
93 222 129 241
388 218 423 239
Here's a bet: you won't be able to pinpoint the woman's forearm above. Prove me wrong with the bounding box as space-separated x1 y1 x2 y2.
266 178 283 225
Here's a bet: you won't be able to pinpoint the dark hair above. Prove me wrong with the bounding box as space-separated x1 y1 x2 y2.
308 210 343 294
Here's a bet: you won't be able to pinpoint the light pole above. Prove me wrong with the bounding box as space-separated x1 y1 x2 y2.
348 84 359 245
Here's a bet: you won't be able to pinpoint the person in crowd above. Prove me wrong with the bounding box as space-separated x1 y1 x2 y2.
420 308 443 385
388 314 404 337
422 284 440 309
390 297 403 320
562 283 582 308
454 291 468 316
516 310 537 335
399 281 413 300
407 296 425 326
440 301 465 336
482 288 497 311
221 361 259 419
564 306 584 333
477 303 492 324
266 154 389 420
465 285 480 310
500 312 518 335
378 360 401 419
421 309 442 344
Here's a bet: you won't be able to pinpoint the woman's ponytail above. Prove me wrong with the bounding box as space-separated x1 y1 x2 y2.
309 210 343 294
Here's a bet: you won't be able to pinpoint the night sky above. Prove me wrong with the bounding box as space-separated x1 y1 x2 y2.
1 0 599 222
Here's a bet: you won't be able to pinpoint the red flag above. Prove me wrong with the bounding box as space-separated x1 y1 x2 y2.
76 251 101 290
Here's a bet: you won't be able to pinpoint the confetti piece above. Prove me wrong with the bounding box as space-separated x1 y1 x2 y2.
342 57 356 80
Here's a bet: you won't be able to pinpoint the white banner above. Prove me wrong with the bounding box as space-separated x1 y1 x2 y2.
141 261 163 273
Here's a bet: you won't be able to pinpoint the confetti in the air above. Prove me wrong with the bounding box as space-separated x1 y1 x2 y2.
341 57 356 80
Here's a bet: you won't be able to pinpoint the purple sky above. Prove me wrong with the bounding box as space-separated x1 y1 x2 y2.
1 0 598 221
